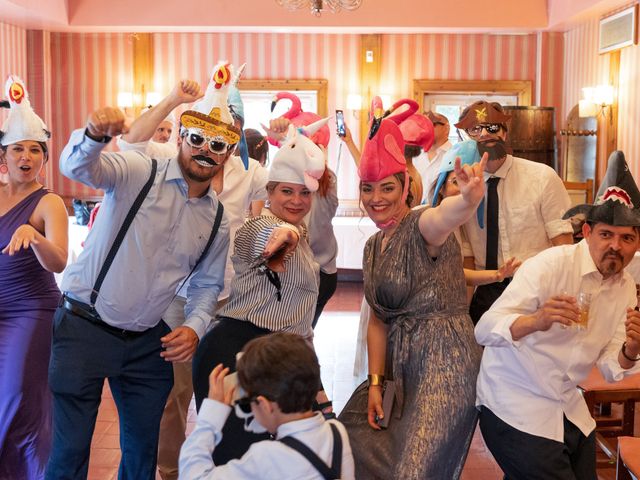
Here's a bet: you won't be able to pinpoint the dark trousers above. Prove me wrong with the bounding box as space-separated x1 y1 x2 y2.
46 307 173 480
479 406 597 480
312 271 338 329
469 279 511 325
192 317 271 465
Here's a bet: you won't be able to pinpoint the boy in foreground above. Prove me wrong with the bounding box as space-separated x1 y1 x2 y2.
179 332 354 479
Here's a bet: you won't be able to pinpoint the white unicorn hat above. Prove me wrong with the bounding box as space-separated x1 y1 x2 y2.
180 61 241 145
1 75 50 146
268 124 326 192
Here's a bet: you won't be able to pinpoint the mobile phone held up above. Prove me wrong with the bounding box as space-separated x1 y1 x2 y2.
336 109 346 137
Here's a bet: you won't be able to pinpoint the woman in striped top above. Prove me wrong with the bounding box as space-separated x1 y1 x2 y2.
191 123 327 466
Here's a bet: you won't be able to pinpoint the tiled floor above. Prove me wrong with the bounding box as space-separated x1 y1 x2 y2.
87 281 634 480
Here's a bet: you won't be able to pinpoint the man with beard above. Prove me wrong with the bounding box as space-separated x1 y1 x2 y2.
413 110 451 203
455 101 573 324
47 67 235 480
474 154 640 479
118 73 268 480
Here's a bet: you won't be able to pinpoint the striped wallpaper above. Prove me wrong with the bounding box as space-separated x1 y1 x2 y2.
49 32 134 196
562 17 610 123
538 32 564 123
12 30 570 198
152 32 362 198
0 22 28 127
618 46 640 177
380 33 539 100
562 14 640 184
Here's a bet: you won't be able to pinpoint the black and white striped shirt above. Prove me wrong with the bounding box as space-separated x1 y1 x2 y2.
217 212 320 337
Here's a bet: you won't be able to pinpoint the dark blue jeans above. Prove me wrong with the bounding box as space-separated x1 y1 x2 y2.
46 307 173 480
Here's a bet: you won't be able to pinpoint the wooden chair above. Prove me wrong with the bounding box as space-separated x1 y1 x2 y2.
564 179 594 206
616 436 640 480
578 368 640 467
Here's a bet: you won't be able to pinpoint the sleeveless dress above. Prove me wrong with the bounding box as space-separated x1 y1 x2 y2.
0 187 61 480
338 208 482 479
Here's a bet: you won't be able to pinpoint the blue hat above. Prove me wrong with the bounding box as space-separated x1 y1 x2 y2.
431 140 485 228
227 85 249 170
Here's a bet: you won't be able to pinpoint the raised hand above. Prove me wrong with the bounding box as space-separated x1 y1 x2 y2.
1 224 40 255
454 152 488 207
207 364 235 405
87 107 128 139
170 79 203 105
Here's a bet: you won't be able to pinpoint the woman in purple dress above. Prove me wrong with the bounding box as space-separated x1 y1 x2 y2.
0 76 68 479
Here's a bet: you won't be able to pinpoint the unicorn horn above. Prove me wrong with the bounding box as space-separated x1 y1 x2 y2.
234 63 247 86
300 117 330 137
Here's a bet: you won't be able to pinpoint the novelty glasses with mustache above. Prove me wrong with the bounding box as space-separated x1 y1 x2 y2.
183 128 235 154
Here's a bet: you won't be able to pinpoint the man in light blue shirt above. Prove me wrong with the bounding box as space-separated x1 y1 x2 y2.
46 75 235 480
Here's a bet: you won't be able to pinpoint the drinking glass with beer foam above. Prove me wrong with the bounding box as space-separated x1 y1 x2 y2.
575 292 592 330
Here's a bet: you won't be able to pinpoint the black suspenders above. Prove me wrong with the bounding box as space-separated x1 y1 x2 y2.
279 423 343 479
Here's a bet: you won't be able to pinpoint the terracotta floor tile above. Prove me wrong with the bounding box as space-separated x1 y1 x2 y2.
93 434 121 449
87 466 118 480
88 448 121 467
82 282 638 480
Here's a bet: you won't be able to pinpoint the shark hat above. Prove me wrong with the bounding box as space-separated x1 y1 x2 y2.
563 151 640 227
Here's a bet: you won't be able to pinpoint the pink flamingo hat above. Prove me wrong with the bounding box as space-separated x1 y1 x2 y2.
388 100 435 151
358 97 412 196
268 92 330 147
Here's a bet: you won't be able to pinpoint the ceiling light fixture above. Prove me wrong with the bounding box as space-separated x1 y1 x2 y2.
276 0 362 16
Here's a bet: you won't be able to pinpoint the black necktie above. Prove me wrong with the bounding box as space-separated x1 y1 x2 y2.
485 177 500 270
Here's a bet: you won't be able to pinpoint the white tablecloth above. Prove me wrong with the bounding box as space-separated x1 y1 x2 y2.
332 216 378 270
54 217 89 288
54 215 376 289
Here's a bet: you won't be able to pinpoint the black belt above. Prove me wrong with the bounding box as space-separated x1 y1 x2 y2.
60 295 148 339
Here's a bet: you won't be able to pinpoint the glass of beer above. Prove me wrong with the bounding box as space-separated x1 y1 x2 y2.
576 292 592 330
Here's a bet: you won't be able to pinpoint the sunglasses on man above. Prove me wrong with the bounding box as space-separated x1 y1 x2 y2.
466 123 502 138
184 128 234 154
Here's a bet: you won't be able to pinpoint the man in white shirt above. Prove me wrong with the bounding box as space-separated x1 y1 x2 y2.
413 110 451 203
475 154 640 479
456 101 574 323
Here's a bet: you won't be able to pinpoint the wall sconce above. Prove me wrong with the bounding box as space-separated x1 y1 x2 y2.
145 91 162 108
117 92 134 109
379 94 392 110
347 93 362 117
117 90 162 117
579 85 614 118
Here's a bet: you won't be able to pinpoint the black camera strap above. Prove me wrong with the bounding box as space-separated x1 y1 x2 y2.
279 423 342 479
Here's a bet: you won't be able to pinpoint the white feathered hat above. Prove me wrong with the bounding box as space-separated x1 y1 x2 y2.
180 61 241 145
0 75 50 146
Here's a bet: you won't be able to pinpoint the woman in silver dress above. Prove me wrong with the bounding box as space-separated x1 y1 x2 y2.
338 99 486 479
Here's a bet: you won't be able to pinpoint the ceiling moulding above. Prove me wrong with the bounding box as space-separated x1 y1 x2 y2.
64 0 547 32
0 0 69 30
547 0 634 31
